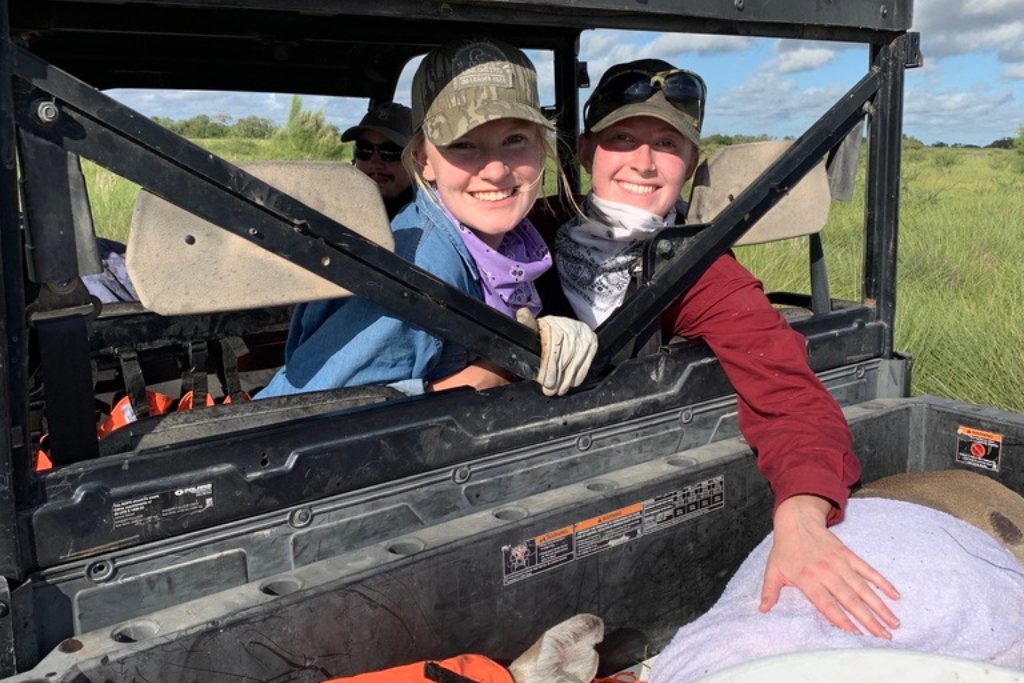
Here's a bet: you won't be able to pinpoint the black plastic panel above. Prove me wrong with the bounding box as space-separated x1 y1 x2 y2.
11 397 1023 682
28 314 884 567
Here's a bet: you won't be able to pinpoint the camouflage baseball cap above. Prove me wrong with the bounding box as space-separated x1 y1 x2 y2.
584 59 706 148
412 38 554 145
341 102 413 147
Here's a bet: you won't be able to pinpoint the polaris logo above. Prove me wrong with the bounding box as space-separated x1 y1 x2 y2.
175 484 213 497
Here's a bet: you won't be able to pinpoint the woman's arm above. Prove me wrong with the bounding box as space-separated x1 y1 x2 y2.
428 360 513 392
663 252 899 637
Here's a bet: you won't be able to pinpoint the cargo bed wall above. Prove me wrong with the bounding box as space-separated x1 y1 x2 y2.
6 396 1022 682
17 338 899 666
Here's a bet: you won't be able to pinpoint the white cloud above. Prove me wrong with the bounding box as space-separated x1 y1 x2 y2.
903 84 1022 142
774 48 836 74
914 0 1024 63
579 30 755 93
707 72 847 137
645 33 755 56
1004 64 1024 79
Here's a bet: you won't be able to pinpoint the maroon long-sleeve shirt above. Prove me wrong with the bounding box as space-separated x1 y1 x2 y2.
661 252 861 524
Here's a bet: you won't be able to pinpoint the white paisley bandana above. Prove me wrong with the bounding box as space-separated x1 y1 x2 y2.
555 194 679 327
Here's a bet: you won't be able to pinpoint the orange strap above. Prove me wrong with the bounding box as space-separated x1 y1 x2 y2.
96 390 176 439
323 655 514 683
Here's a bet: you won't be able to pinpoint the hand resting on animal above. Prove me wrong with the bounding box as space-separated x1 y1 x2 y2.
650 470 1024 683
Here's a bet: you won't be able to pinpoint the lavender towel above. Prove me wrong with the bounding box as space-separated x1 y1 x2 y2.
651 498 1024 683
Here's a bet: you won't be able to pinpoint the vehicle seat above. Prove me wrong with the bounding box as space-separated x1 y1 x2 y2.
87 162 400 456
128 161 394 314
688 140 833 315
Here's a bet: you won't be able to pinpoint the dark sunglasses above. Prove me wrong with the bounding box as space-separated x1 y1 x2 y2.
353 139 404 163
585 68 707 130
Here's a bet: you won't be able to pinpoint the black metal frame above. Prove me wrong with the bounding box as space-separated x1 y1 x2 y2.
0 0 26 585
0 2 917 671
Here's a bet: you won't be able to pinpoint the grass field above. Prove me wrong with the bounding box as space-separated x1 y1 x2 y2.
82 141 1024 413
739 147 1024 413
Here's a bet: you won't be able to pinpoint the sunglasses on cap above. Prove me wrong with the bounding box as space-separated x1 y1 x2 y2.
585 68 707 130
353 138 404 163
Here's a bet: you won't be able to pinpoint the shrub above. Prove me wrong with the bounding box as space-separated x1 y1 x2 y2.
902 134 925 150
272 95 346 159
931 148 960 168
231 116 277 139
176 114 231 138
987 137 1015 150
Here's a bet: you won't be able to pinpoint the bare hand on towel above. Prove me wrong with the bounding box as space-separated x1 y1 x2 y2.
760 494 901 638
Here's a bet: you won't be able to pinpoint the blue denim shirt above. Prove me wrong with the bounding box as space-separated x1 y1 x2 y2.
257 190 482 398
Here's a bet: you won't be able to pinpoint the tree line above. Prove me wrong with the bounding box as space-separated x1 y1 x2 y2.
153 101 1024 155
153 95 342 142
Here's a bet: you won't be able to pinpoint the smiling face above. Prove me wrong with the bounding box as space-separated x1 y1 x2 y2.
416 118 545 248
579 116 699 217
354 130 412 200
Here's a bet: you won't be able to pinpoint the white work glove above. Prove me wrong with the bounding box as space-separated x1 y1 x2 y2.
516 308 598 397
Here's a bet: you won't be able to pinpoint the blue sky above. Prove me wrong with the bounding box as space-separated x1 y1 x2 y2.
110 0 1024 147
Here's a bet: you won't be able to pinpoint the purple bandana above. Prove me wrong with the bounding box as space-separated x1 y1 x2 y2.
437 194 551 318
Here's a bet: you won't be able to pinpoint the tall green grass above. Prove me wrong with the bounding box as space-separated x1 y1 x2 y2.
84 141 1024 413
738 147 1024 413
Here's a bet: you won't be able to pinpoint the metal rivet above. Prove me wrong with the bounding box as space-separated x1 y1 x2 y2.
879 4 888 17
184 234 196 245
734 0 744 9
656 240 674 258
288 507 313 528
452 465 471 484
35 101 59 124
577 434 592 451
321 256 331 267
0 602 8 618
680 410 693 424
86 560 115 583
248 228 262 239
58 638 83 653
856 365 866 379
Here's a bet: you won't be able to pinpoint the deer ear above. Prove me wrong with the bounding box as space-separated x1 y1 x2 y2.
509 614 604 683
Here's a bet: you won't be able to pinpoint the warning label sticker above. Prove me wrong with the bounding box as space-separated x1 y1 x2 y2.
956 426 1003 472
112 483 215 530
502 476 725 585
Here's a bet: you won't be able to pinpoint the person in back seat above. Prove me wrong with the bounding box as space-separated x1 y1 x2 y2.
342 102 415 219
551 59 901 640
256 38 596 399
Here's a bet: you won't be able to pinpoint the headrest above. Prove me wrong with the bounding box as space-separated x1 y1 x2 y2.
127 161 394 315
688 140 830 246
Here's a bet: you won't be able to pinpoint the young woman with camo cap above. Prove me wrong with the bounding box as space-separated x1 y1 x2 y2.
258 38 596 399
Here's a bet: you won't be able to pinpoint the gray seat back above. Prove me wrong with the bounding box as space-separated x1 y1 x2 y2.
127 161 394 315
688 140 830 245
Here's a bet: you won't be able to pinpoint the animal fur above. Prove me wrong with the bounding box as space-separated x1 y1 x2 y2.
856 469 1024 564
649 469 1024 683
